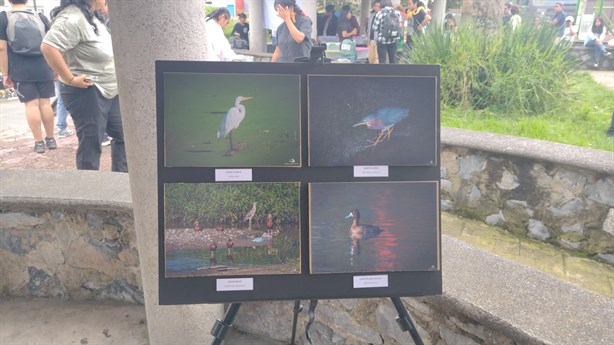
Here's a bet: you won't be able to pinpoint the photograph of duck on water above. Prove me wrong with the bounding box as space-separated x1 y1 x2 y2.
309 181 440 274
163 182 301 277
163 72 301 167
307 75 438 167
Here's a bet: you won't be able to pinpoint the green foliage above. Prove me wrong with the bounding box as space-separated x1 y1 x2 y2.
405 20 577 116
165 183 301 228
441 73 614 152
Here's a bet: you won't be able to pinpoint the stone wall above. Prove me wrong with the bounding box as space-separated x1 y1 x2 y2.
441 128 614 264
0 207 143 304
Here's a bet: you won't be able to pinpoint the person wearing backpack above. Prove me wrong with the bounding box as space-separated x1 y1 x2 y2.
0 0 57 154
371 0 402 64
41 0 127 172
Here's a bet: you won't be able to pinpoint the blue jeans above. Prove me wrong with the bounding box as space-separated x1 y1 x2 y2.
54 81 69 130
585 39 607 63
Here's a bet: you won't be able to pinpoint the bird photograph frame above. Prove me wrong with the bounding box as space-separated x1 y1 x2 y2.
309 181 440 274
163 182 301 278
307 75 438 167
163 72 302 168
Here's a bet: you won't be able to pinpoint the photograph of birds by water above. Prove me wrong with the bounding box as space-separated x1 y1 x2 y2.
309 182 440 274
163 72 301 167
163 182 301 277
308 75 438 167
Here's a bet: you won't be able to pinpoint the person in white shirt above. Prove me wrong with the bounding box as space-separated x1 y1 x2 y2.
205 8 247 62
584 17 612 68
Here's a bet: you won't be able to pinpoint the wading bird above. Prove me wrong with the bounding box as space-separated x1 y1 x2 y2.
217 96 254 156
353 107 409 149
244 202 257 231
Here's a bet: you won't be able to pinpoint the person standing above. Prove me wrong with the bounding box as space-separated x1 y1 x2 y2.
337 5 360 41
366 0 381 64
317 4 337 37
0 0 57 154
509 4 521 31
406 0 430 49
502 2 512 26
41 0 127 172
271 0 313 63
372 0 401 64
550 2 566 37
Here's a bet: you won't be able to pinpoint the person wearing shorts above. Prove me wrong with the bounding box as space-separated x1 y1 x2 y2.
0 0 57 154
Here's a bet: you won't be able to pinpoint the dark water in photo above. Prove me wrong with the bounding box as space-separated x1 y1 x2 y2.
310 182 439 274
166 224 300 277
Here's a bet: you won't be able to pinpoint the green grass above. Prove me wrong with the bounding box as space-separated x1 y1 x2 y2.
442 72 614 152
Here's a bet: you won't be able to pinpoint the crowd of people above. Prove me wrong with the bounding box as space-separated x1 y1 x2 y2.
1 0 612 162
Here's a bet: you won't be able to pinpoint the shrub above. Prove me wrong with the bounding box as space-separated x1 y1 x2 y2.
405 21 577 116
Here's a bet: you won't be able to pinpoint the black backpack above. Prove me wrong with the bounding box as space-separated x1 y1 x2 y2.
381 8 400 40
5 10 46 56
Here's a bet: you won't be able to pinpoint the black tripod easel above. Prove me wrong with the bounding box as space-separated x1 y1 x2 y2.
210 297 423 345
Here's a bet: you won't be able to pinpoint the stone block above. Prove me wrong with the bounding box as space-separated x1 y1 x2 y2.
527 219 551 240
586 178 614 207
458 155 485 179
497 170 519 190
603 208 614 236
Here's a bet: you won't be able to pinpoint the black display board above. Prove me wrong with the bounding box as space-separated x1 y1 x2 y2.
156 61 441 305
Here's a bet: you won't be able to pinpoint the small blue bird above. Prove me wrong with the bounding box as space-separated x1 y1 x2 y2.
353 107 409 149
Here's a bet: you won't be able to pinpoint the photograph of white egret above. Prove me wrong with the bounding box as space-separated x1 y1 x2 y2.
309 181 440 274
307 75 438 167
163 72 301 167
164 182 301 277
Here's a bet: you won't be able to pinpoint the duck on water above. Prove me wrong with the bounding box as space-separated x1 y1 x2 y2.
345 208 383 250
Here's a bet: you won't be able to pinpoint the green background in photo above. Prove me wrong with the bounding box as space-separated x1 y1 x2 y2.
164 72 301 167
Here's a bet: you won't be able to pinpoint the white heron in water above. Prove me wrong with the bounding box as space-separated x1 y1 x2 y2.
217 96 254 155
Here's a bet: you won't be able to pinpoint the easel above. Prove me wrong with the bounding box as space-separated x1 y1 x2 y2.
209 297 424 345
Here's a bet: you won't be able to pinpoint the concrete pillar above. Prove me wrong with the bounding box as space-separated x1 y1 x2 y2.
107 1 223 344
431 0 447 30
361 0 371 36
301 0 318 41
247 0 267 53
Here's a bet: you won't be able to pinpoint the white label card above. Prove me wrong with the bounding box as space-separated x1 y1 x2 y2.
216 278 254 291
215 169 252 182
353 166 389 178
353 275 389 289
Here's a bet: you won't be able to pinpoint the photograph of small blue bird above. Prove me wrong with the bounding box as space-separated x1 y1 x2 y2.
353 107 409 149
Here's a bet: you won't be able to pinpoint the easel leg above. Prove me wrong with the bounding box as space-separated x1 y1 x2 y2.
290 300 303 345
210 303 241 345
390 297 424 345
304 300 318 345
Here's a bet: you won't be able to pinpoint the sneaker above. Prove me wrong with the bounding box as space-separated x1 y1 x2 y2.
101 136 111 147
58 128 74 138
605 51 612 57
594 62 599 68
34 141 45 153
45 137 57 150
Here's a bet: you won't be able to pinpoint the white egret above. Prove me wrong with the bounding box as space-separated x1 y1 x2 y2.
217 96 253 155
